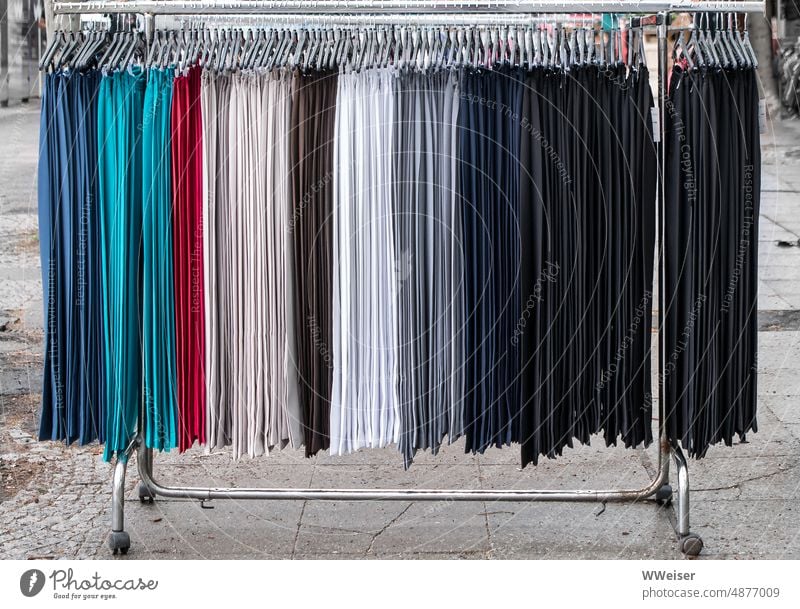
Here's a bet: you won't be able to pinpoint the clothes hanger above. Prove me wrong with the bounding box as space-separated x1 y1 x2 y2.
240 27 255 69
311 27 324 70
230 28 244 71
55 32 78 70
728 13 749 68
455 28 465 69
256 28 275 69
107 28 128 71
362 27 374 71
238 28 254 69
498 26 506 68
40 29 65 71
328 28 341 70
299 28 314 71
71 32 94 70
423 26 432 71
122 31 143 70
220 28 235 72
336 28 350 70
696 14 718 68
548 25 557 69
301 27 314 71
146 29 161 68
508 26 517 68
281 29 298 70
319 28 332 70
637 25 646 69
72 28 95 70
740 14 758 68
433 27 444 70
687 23 703 68
165 29 179 69
77 27 101 70
120 24 141 70
202 28 213 68
385 26 395 69
567 28 577 68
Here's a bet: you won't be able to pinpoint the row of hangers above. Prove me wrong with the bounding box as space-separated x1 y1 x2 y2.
40 21 647 74
151 23 647 73
39 12 758 75
673 13 758 69
39 20 145 72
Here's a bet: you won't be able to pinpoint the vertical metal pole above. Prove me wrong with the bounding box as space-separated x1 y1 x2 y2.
137 438 154 495
673 446 690 536
111 458 128 532
657 11 670 487
36 0 42 97
37 27 41 97
144 12 154 46
0 0 9 107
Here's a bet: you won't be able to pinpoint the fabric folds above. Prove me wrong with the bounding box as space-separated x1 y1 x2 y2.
97 68 146 461
38 71 106 446
36 52 759 469
664 64 760 457
517 64 657 467
171 66 206 451
142 68 179 452
330 69 400 456
458 68 524 456
290 70 338 456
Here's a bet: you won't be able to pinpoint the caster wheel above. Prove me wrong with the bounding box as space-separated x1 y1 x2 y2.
680 534 703 557
138 482 155 504
108 531 131 556
655 484 673 506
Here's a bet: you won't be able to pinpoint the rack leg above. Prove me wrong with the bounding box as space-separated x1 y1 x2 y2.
108 457 131 556
656 440 673 505
673 446 703 556
138 446 155 504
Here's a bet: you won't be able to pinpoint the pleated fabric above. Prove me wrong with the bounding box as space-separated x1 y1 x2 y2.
202 71 230 450
665 64 760 457
171 66 206 451
458 68 524 456
330 68 400 456
36 50 759 469
202 71 303 459
38 71 106 445
97 68 146 461
142 68 178 451
394 70 465 467
263 71 304 451
518 64 657 467
290 70 338 456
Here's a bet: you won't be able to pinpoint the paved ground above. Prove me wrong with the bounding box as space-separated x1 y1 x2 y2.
1 22 799 560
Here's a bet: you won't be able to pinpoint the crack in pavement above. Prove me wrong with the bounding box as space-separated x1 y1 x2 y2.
695 461 800 492
363 503 413 557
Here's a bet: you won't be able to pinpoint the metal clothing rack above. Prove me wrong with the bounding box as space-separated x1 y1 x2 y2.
52 0 766 557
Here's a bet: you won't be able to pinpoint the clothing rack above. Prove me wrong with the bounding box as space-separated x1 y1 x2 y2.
51 0 766 557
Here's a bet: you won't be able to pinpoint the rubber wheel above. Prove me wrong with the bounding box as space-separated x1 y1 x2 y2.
680 534 703 557
108 531 131 556
138 482 155 504
655 484 673 506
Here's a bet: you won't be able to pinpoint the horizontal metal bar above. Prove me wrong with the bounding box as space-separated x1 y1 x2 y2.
137 438 670 504
163 13 594 26
53 1 766 17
